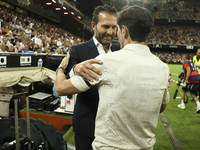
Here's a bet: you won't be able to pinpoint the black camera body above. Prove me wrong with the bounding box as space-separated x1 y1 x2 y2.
177 81 198 93
178 72 184 80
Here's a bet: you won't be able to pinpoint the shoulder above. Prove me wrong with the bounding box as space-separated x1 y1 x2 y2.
71 39 92 49
184 62 190 68
95 52 120 66
92 54 113 71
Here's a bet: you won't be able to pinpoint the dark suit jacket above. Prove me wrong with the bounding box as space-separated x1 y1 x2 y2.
66 38 120 137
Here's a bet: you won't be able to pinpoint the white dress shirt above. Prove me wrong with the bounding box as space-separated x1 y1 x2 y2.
71 44 170 150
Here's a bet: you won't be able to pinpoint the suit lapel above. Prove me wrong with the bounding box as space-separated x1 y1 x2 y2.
111 44 120 52
87 38 99 58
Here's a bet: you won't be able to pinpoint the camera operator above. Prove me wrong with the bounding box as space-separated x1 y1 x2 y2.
178 54 200 113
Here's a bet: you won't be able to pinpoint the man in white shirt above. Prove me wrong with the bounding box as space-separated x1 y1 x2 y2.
29 22 34 28
56 5 170 150
24 26 32 38
19 39 27 51
34 34 42 45
56 38 62 47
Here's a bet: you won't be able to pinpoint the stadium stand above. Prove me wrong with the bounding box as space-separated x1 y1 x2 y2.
0 0 199 66
0 2 84 54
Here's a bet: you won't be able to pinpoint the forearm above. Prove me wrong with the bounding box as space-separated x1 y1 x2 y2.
185 70 191 82
56 54 81 96
56 69 81 96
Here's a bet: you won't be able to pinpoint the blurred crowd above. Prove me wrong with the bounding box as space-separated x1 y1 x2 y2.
151 0 200 20
152 51 196 64
0 0 200 55
147 25 200 46
0 4 84 54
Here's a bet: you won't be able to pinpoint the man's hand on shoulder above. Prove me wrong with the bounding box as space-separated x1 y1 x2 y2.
74 59 103 82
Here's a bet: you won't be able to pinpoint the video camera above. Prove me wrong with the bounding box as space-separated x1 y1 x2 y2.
174 72 193 103
177 81 199 93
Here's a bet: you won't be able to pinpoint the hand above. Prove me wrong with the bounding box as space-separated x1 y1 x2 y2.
185 80 189 84
196 64 200 68
74 59 103 82
58 53 70 69
168 72 173 91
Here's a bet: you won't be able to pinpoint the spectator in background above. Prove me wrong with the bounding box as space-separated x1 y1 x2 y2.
2 37 9 51
19 39 27 50
45 47 52 55
12 22 17 29
14 43 20 52
5 34 11 46
24 45 29 51
0 42 5 52
34 47 41 54
17 44 29 53
0 31 7 42
7 43 14 52
31 30 36 39
29 20 34 28
0 27 4 35
10 35 17 46
24 26 32 39
56 38 62 47
54 48 61 55
0 4 84 55
5 26 9 33
34 34 42 45
39 43 44 52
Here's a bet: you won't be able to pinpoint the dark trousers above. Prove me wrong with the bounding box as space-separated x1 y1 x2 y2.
194 81 200 99
74 133 94 150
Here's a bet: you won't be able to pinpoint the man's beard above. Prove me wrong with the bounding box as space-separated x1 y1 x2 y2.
95 29 114 45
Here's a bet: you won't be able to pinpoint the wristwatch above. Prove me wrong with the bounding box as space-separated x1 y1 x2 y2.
56 67 66 75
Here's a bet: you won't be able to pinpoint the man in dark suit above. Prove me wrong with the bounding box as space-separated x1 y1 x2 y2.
65 5 120 150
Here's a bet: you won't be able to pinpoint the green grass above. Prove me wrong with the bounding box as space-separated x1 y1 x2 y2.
163 64 200 150
63 126 75 145
63 64 200 149
154 118 173 150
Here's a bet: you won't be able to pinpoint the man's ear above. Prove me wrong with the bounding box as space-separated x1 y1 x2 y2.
122 25 129 39
91 22 96 31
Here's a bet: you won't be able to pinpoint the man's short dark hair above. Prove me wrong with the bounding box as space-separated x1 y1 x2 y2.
184 54 190 60
92 5 117 25
117 5 154 42
2 31 7 35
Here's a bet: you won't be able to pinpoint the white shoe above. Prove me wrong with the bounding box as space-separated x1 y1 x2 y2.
178 103 185 109
197 106 200 113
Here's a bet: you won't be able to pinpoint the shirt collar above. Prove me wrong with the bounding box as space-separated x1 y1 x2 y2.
123 44 151 54
93 36 112 49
